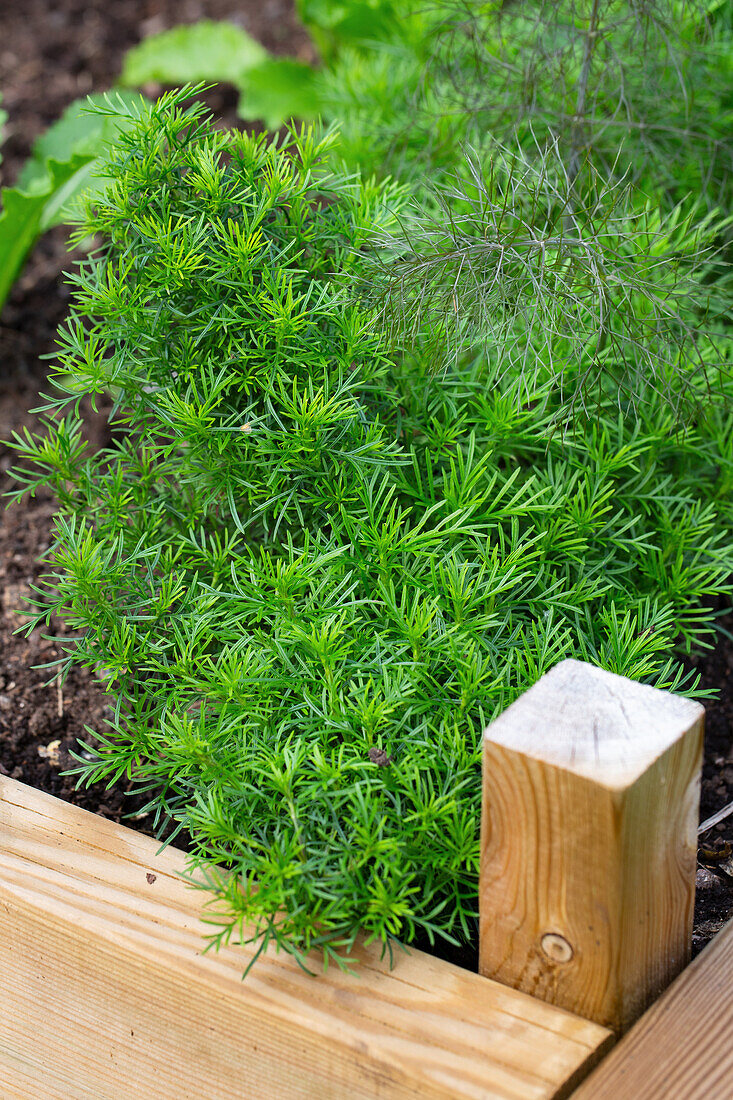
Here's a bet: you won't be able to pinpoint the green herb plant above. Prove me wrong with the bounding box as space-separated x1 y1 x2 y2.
10 87 733 970
117 2 733 202
349 0 733 427
116 6 733 423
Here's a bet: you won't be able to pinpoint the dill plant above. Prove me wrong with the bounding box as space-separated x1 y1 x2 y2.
362 144 732 423
314 0 733 202
10 88 733 970
318 0 733 422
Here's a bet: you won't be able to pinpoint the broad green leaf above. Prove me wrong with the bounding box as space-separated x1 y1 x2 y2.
17 92 144 195
296 0 396 36
120 20 268 88
0 154 89 307
0 92 144 309
236 59 322 128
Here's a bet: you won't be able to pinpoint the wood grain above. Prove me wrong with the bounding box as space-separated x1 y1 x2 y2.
0 776 612 1100
480 659 704 1033
571 917 733 1098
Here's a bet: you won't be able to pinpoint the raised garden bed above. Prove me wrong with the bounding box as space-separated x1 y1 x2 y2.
2 2 733 1096
1 659 730 1098
2 0 732 962
0 775 611 1100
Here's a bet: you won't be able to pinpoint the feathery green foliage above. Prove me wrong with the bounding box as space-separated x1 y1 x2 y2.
115 5 733 420
336 0 733 422
315 0 733 198
10 88 733 969
117 2 733 203
362 144 732 423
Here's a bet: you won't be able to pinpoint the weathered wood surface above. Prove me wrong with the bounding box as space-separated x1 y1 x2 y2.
571 916 733 1098
0 776 612 1100
480 659 704 1033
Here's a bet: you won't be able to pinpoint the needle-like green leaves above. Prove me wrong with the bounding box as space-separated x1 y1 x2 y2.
9 84 733 973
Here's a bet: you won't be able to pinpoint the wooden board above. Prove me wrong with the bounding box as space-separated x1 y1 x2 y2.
480 660 703 1032
571 916 733 1099
0 776 612 1100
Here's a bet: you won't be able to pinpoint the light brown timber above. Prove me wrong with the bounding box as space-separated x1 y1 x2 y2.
480 659 704 1033
0 775 612 1100
571 916 733 1098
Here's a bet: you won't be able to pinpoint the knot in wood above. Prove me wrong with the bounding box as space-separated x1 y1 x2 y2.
540 933 574 964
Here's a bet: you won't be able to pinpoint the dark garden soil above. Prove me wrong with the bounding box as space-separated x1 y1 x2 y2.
0 0 731 965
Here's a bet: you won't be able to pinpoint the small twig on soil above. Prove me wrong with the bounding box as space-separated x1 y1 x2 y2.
698 801 733 835
56 669 63 720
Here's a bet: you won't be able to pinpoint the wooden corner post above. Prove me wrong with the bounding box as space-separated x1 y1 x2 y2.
479 659 704 1034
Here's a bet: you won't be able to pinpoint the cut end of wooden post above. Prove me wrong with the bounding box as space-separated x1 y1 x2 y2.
484 658 704 789
480 659 704 1033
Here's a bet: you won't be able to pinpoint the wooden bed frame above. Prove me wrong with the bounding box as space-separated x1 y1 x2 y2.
1 659 728 1099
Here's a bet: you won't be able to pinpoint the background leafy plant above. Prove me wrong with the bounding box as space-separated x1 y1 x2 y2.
10 86 733 970
118 1 425 133
120 17 323 130
0 91 143 310
117 2 733 200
